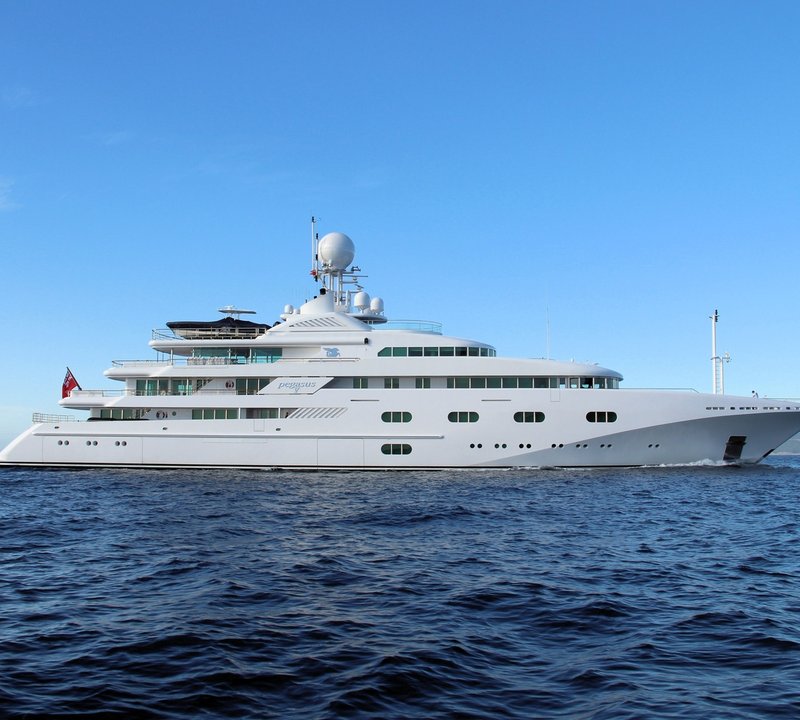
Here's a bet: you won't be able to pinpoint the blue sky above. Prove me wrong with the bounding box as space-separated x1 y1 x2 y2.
2 1 800 445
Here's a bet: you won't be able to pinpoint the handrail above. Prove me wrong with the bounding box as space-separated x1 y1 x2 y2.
33 412 77 423
375 319 443 334
151 328 269 341
112 360 173 367
153 320 445 339
70 389 129 397
619 387 700 393
111 356 358 368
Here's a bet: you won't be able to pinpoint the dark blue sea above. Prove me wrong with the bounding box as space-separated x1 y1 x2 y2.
2 457 800 719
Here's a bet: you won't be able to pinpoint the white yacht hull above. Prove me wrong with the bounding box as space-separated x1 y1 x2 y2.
3 390 799 469
7 227 797 472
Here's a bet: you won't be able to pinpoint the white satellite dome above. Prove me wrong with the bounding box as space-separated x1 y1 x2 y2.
318 232 355 271
353 291 371 311
370 297 384 314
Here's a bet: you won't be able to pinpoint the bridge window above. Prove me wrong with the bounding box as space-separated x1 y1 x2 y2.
442 375 618 389
245 408 280 419
99 408 147 420
236 378 272 395
378 345 495 357
191 408 239 420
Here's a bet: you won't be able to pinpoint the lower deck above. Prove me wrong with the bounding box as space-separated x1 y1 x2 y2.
2 409 797 469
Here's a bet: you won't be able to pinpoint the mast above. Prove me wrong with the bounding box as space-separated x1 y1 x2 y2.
710 309 730 394
310 215 319 281
545 305 551 360
711 309 718 394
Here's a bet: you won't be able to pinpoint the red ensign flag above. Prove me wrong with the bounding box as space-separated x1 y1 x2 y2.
62 367 81 398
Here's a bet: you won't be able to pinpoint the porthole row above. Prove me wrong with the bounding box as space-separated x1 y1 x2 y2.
550 443 615 449
466 442 612 451
378 410 620 424
463 442 667 451
55 439 129 447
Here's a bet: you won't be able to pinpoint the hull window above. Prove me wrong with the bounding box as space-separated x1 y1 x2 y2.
587 411 618 423
381 411 412 423
448 411 479 423
381 443 412 455
514 411 545 423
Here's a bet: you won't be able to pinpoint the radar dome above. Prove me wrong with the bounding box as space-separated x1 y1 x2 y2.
370 297 384 314
353 291 371 311
318 232 355 271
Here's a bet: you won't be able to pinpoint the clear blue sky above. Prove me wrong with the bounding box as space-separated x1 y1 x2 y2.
2 1 799 446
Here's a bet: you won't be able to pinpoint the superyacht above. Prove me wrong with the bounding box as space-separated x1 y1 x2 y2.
3 222 800 469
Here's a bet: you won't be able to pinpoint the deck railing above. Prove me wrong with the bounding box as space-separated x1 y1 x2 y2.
376 320 443 334
152 320 444 339
151 328 269 341
111 356 358 368
33 412 77 423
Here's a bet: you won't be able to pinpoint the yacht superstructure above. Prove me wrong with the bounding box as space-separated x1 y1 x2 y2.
3 224 800 469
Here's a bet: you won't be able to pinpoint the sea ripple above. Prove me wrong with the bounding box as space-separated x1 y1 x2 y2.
1 459 800 718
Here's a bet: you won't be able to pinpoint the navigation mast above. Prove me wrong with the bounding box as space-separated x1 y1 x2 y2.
710 309 731 394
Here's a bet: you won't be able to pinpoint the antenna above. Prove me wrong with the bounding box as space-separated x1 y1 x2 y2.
710 309 731 394
710 309 718 393
310 215 319 282
545 305 551 360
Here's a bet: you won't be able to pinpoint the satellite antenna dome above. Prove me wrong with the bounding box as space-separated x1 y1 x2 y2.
284 304 294 314
353 291 371 311
318 232 355 271
370 297 384 314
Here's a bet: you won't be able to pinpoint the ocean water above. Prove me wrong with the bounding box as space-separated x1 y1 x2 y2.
1 458 800 719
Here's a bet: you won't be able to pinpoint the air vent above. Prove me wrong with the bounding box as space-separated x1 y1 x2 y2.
293 317 346 328
287 407 347 419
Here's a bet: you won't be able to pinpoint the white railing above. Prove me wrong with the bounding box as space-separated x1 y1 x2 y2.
376 319 443 334
33 412 77 423
151 328 269 341
111 360 173 368
69 388 277 397
620 387 700 393
111 355 348 368
70 389 127 397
